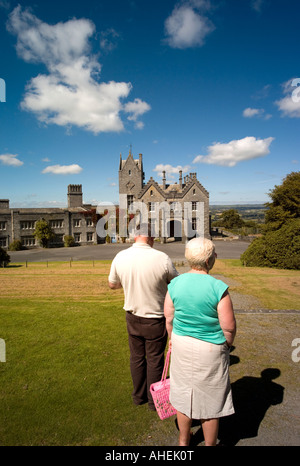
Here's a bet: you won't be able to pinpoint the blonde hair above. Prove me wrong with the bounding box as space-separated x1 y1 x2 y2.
185 237 216 271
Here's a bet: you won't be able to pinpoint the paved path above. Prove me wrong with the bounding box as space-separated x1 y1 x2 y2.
8 239 250 263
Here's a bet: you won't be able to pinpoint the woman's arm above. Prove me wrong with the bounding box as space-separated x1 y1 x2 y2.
217 290 236 347
164 291 175 340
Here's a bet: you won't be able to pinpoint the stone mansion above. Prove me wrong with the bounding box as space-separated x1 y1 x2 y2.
0 151 210 249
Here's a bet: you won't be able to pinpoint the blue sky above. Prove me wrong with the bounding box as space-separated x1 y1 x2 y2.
0 0 299 207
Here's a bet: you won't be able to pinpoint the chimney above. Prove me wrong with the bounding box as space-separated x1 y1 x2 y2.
68 184 83 208
179 170 182 188
162 171 166 189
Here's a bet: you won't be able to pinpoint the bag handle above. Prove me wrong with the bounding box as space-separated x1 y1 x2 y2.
161 348 171 382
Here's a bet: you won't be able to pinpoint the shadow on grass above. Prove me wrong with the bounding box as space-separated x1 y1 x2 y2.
187 347 285 446
2 264 23 268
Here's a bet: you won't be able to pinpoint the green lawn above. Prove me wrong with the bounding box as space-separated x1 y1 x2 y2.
0 260 299 445
0 261 177 446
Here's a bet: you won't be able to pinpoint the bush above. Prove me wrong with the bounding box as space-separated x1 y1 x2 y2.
241 218 300 270
0 247 10 267
8 239 23 251
34 218 55 248
64 235 75 247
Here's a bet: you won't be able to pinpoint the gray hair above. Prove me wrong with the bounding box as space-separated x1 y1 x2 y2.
185 237 216 271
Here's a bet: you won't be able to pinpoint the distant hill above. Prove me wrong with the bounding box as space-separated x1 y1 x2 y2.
210 204 266 223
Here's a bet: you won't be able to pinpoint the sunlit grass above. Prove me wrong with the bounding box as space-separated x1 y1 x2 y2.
0 259 299 445
212 259 300 310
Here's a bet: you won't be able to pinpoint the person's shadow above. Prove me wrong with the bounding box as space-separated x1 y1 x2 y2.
189 348 285 446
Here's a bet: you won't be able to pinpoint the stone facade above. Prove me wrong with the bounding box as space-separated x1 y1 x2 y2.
0 185 98 249
0 151 210 249
119 151 210 241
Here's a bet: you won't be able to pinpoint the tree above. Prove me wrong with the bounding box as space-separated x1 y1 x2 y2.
0 247 10 267
241 172 300 270
34 218 55 248
215 209 245 229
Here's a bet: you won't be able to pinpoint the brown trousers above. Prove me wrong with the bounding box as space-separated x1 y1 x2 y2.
125 311 168 408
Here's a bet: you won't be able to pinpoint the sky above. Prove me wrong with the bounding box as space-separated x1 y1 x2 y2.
0 0 299 207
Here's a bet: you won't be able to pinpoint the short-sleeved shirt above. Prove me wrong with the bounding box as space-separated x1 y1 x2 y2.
108 243 178 318
168 273 228 344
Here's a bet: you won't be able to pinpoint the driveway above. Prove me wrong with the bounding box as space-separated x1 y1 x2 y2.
8 239 250 263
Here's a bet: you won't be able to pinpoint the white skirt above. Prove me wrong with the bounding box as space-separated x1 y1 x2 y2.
169 332 235 420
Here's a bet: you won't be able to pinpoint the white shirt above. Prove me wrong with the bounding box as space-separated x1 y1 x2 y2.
108 243 178 318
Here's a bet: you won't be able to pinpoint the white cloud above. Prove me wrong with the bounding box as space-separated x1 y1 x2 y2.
193 136 274 167
243 107 272 120
0 153 23 166
7 6 150 133
275 78 300 118
124 98 151 129
164 1 214 49
243 107 263 118
153 163 191 181
42 164 83 175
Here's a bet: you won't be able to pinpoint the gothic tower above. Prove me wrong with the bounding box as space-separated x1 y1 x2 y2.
119 149 144 208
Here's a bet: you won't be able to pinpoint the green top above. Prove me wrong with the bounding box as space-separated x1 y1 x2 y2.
168 273 228 344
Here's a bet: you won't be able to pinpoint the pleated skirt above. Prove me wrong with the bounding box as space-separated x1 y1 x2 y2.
169 332 235 420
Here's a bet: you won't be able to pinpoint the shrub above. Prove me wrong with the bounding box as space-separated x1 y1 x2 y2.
8 239 23 251
0 247 10 267
241 218 300 270
241 171 300 270
64 235 75 247
34 218 55 248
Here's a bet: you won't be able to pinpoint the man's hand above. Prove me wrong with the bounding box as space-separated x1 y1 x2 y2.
108 281 122 289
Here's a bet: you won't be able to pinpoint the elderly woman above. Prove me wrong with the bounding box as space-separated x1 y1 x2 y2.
164 238 236 446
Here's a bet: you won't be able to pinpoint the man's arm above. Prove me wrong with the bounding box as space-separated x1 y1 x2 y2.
108 258 122 289
108 281 122 289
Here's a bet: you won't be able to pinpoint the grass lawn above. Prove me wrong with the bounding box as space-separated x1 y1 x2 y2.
211 259 300 310
0 260 299 446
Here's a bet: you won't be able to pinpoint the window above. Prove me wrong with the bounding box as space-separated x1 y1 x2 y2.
52 234 64 244
74 233 81 243
148 202 155 212
0 237 7 247
20 221 35 230
87 232 94 242
73 219 81 227
150 190 153 196
129 169 131 175
192 201 197 211
86 218 93 227
50 220 63 229
192 218 197 230
127 195 134 209
193 189 196 195
0 222 6 231
21 237 36 247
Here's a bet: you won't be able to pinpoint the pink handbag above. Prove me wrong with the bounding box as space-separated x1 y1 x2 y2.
150 349 177 420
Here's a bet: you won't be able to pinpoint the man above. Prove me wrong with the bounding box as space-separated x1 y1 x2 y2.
108 224 178 410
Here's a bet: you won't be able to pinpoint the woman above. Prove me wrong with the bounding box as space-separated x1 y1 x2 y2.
164 237 236 446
